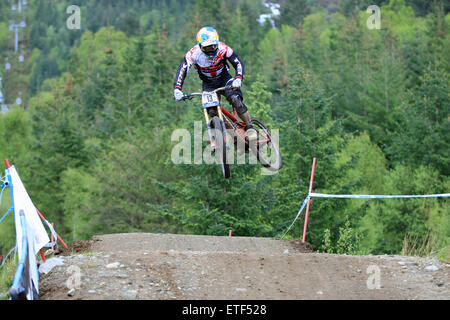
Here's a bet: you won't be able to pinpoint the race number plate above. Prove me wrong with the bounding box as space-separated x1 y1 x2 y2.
202 92 220 108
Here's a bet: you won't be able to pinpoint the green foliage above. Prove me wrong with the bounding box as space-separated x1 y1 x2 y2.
256 25 300 88
402 231 449 262
357 165 449 254
320 229 333 253
334 133 387 195
0 255 17 299
246 78 273 126
60 168 99 241
0 109 33 254
0 107 33 175
320 219 364 255
0 189 14 256
278 0 310 27
336 219 363 255
388 69 450 175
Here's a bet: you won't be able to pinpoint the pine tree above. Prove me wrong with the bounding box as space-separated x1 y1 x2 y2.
278 0 310 28
387 69 450 175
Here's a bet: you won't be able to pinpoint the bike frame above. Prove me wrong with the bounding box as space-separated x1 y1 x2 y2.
180 86 282 174
221 106 271 146
182 86 271 146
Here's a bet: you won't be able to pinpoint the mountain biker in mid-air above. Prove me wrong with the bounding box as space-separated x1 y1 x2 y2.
173 26 257 141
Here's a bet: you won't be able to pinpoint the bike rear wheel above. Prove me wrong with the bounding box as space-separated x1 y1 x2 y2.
249 118 282 172
212 116 231 179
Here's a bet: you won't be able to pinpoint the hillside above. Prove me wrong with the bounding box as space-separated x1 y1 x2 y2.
39 233 449 300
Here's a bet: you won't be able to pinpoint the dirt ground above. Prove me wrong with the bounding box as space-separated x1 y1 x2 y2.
39 233 449 300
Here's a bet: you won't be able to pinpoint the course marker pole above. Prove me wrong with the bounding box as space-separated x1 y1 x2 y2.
36 208 67 248
302 157 316 243
51 223 55 250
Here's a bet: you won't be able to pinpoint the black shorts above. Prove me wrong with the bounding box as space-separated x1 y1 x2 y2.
202 74 243 103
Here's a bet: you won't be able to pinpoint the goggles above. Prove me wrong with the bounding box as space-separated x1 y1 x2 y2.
201 44 218 55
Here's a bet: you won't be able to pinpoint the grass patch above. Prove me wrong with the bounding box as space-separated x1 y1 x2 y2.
0 256 17 300
402 232 450 263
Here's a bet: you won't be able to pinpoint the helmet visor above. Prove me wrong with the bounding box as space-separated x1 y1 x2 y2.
202 44 218 55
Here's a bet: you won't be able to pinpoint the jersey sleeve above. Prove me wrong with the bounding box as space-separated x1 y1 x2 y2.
227 51 244 80
173 48 196 90
224 44 234 58
174 58 189 90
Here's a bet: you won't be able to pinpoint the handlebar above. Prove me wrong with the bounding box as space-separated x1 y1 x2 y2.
181 85 233 101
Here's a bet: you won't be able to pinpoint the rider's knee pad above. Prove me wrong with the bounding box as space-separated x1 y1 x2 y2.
230 95 248 115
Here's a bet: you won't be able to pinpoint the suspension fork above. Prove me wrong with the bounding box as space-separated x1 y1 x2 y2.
204 107 230 149
204 108 215 149
217 106 230 148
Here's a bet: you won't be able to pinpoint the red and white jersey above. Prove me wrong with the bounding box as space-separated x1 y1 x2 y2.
186 42 234 79
174 42 244 89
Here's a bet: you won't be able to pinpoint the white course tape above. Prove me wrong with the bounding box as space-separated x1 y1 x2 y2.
281 192 449 239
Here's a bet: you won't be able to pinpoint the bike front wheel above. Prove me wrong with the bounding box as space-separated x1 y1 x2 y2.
212 116 231 179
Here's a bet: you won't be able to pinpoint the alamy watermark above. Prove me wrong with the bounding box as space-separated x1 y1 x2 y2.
366 265 381 289
66 5 81 30
366 5 381 30
170 121 280 176
65 265 82 290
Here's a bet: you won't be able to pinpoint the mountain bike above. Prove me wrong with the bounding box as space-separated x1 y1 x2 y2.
180 85 282 179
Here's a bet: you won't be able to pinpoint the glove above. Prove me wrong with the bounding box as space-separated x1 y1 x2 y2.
174 88 184 101
232 77 242 88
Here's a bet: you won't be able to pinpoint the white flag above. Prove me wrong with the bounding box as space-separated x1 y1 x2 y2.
9 166 50 299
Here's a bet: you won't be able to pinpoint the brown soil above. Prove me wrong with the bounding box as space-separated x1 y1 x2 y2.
56 239 95 256
39 233 449 300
